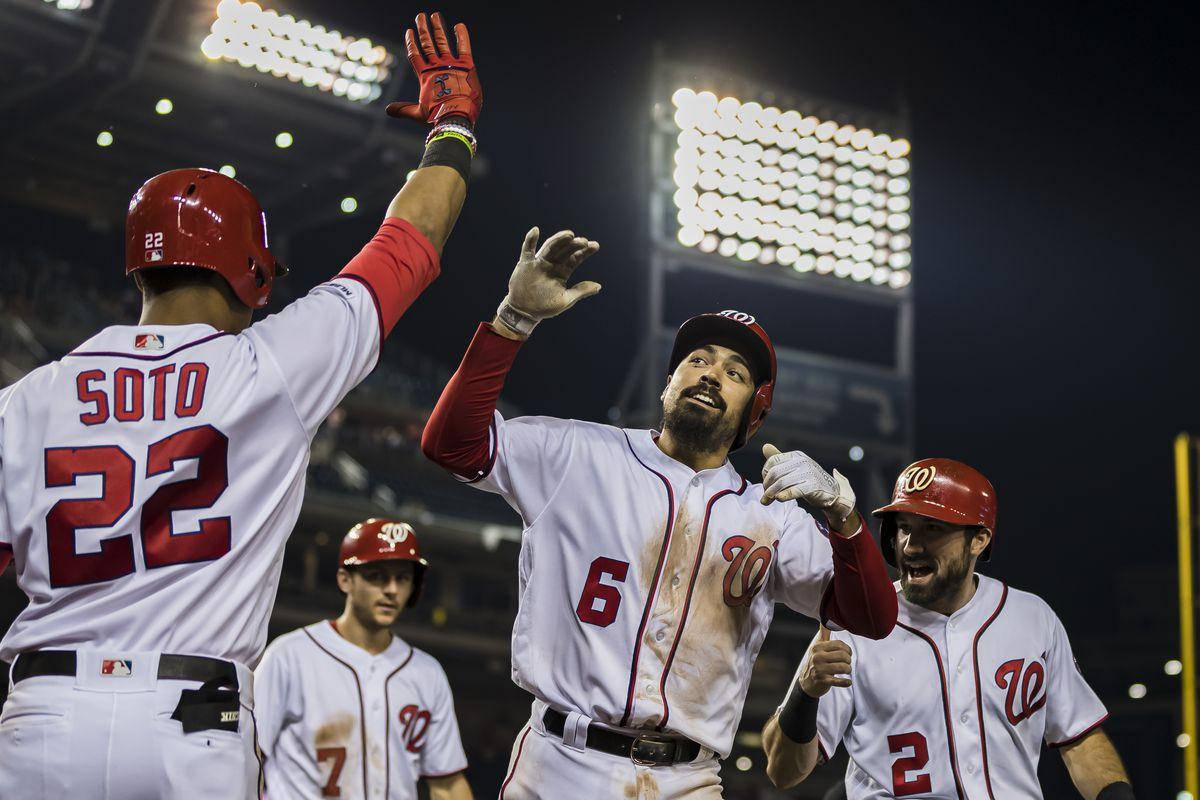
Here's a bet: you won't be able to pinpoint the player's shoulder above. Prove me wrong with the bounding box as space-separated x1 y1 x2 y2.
262 624 326 659
995 578 1059 624
403 643 449 676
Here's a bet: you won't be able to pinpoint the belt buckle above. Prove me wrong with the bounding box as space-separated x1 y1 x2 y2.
630 733 677 766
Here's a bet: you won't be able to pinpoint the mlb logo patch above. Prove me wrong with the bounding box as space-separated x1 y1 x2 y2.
101 659 133 677
146 248 164 262
134 333 165 350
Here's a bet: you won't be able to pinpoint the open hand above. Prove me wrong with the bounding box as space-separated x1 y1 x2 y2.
386 12 482 126
502 228 601 321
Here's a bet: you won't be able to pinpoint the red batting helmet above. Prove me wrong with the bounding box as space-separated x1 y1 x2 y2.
339 518 429 608
126 168 286 309
668 309 776 451
873 458 998 566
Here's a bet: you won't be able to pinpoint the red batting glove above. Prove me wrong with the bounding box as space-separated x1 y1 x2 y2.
386 12 482 127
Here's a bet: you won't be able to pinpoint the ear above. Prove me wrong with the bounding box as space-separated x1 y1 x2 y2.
969 528 993 558
335 567 352 594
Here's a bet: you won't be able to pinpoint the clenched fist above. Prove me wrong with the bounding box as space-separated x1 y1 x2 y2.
502 227 601 322
798 625 853 698
760 444 858 533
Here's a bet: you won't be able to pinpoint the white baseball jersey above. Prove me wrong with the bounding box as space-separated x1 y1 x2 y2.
463 413 837 757
255 621 468 799
814 575 1107 799
0 274 394 666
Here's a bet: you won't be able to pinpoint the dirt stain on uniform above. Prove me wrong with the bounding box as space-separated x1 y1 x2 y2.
667 519 779 717
314 713 356 747
639 504 691 599
623 771 661 800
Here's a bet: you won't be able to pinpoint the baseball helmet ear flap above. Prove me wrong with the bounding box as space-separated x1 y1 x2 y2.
736 380 774 450
879 514 899 567
406 562 427 609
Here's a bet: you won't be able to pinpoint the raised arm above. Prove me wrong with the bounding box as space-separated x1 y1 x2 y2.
383 12 481 252
331 12 480 343
1059 728 1135 800
421 228 600 477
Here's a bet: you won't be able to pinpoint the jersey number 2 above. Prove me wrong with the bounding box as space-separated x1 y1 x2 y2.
888 731 932 796
45 425 231 587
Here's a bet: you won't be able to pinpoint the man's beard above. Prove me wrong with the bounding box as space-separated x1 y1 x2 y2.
899 540 974 607
661 394 739 455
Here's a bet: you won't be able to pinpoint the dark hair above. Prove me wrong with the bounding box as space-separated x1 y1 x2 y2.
136 266 233 299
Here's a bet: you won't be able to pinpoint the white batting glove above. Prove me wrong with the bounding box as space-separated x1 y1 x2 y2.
760 443 856 527
502 227 601 321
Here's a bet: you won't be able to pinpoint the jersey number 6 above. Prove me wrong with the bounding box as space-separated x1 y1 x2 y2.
45 424 231 587
575 556 629 627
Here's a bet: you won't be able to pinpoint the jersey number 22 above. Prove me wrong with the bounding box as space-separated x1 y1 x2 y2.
45 424 231 587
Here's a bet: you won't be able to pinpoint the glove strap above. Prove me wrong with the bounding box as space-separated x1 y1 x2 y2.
495 300 539 337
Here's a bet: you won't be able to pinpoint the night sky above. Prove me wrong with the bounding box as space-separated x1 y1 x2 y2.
288 0 1199 645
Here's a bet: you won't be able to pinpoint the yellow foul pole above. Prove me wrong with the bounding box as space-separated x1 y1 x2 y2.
1176 433 1198 796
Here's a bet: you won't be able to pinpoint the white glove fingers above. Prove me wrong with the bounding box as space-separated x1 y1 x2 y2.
521 227 541 258
556 240 599 277
775 486 808 503
537 230 576 261
560 280 602 311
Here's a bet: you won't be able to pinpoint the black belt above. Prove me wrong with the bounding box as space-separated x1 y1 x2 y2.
10 650 238 688
543 708 703 766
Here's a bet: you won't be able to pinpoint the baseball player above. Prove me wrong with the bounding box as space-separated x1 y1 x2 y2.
762 459 1134 800
420 229 900 798
0 12 480 799
254 518 471 800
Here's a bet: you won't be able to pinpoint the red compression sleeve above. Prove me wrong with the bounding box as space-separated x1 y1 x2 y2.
338 217 440 337
421 323 523 479
821 515 898 639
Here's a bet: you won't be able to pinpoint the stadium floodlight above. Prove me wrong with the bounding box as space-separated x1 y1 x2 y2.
274 131 293 148
340 196 358 214
219 165 237 178
95 131 113 147
670 87 911 290
201 0 395 104
155 98 174 115
43 0 94 9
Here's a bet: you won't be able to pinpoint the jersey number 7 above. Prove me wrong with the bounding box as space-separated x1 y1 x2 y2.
45 424 231 587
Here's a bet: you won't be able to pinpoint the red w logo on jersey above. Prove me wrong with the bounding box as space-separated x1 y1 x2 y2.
720 535 774 607
995 657 1047 725
398 704 431 753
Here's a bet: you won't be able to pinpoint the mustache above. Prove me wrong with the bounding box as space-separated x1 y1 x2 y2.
683 384 726 411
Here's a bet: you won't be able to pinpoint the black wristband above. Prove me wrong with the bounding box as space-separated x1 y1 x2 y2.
1096 782 1135 800
777 688 819 743
418 135 472 183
